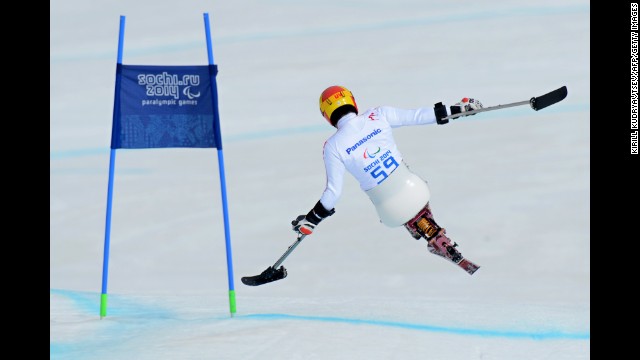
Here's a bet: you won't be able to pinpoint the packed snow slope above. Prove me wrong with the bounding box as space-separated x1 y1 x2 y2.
51 1 590 359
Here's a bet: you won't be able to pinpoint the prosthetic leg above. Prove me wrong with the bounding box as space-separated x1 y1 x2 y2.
404 203 480 274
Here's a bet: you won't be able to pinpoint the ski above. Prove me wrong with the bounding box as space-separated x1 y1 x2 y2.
241 234 306 286
530 85 568 110
441 86 568 120
423 225 480 275
458 258 480 275
241 266 287 286
427 243 480 275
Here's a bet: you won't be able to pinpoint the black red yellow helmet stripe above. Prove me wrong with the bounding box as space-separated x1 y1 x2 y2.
319 85 358 123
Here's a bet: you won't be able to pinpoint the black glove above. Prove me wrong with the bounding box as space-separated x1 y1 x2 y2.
291 201 335 236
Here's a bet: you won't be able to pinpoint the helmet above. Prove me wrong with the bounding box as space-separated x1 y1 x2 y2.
319 85 358 126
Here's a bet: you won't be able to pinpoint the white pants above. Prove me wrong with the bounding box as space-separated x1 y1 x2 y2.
365 163 431 227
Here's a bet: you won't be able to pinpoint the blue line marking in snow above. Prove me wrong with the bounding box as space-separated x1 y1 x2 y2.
50 288 175 318
242 313 590 340
50 288 99 314
454 102 589 122
222 124 329 143
51 289 176 358
50 288 588 359
49 147 110 160
50 104 588 160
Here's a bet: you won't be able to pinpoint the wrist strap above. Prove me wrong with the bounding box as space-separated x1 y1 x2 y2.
434 102 449 125
306 201 335 224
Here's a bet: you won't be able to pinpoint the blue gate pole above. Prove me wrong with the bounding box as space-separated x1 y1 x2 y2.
100 15 126 319
203 12 236 317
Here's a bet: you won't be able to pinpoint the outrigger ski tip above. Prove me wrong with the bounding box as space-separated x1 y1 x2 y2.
242 234 306 286
530 86 567 111
241 266 288 286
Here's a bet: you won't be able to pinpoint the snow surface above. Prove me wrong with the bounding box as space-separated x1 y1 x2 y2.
50 0 590 358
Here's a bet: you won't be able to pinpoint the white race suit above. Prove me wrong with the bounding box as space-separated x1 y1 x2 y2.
319 106 440 227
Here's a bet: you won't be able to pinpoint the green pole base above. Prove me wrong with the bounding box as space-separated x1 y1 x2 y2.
100 293 108 319
228 290 236 316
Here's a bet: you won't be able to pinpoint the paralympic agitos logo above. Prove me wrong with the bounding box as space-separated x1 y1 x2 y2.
363 147 381 159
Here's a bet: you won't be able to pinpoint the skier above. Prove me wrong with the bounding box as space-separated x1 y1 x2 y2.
291 85 483 272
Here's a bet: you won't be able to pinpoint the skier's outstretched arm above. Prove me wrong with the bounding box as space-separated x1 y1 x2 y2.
381 98 483 127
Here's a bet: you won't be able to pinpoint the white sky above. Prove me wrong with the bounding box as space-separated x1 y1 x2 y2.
50 1 590 358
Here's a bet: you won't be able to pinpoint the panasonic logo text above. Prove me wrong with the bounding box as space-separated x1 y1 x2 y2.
346 129 382 155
